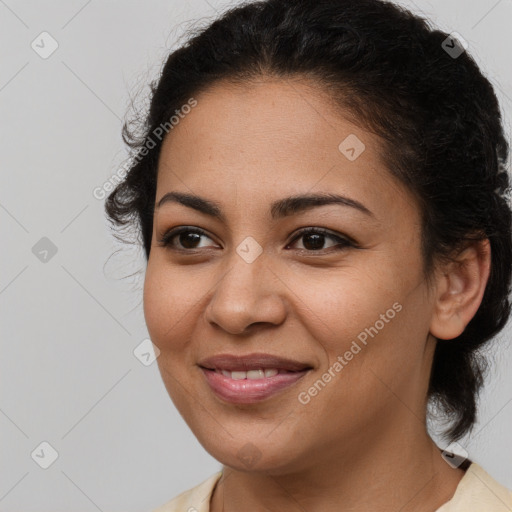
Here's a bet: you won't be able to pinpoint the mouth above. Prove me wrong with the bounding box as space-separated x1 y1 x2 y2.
198 353 313 404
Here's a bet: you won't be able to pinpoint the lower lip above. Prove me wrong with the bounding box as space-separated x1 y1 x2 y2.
200 368 309 404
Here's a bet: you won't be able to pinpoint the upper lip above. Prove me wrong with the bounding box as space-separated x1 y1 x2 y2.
198 353 313 372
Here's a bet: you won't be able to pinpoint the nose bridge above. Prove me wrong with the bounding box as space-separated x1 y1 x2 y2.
205 241 286 334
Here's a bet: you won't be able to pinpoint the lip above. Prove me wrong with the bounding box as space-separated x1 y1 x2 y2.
198 353 313 404
198 353 312 372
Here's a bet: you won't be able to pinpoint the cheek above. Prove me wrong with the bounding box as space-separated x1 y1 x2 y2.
293 265 404 354
143 258 200 351
293 278 427 426
143 259 206 410
142 262 166 345
291 259 428 399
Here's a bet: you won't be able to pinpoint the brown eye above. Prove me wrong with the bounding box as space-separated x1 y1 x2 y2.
158 227 217 250
288 228 354 252
157 226 354 254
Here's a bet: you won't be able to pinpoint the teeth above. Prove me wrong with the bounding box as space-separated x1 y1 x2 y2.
247 369 264 379
218 368 280 379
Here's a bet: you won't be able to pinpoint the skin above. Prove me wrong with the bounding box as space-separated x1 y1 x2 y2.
143 77 491 512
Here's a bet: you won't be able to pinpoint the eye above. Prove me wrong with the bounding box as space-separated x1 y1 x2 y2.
157 227 218 251
157 226 355 253
287 227 354 253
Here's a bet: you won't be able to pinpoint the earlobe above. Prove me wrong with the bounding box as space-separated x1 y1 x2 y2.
429 239 491 340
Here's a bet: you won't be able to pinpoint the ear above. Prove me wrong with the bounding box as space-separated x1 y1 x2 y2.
430 239 491 340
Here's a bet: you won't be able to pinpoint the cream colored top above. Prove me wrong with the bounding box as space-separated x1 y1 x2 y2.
151 462 512 512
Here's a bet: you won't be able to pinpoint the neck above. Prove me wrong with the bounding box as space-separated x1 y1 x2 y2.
210 417 466 512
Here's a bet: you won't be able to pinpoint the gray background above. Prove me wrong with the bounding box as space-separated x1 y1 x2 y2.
1 0 511 510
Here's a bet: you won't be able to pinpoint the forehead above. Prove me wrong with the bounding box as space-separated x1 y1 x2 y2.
156 78 417 223
160 78 368 165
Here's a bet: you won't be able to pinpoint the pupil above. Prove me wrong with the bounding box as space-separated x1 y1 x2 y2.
178 232 327 250
181 232 201 249
303 234 324 250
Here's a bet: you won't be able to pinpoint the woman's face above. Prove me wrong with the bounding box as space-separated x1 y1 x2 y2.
144 78 437 474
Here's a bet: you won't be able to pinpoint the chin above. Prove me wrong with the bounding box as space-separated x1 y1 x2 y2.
193 428 307 474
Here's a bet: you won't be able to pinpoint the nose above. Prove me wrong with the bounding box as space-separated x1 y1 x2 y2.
204 250 287 335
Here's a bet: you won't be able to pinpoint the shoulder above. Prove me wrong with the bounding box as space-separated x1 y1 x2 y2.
436 462 512 511
150 471 223 512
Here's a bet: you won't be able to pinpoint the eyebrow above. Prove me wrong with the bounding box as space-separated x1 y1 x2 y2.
156 191 374 221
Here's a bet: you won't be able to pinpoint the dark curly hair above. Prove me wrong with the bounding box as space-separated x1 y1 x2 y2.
105 0 512 442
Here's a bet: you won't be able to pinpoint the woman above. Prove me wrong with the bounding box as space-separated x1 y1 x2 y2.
105 0 512 510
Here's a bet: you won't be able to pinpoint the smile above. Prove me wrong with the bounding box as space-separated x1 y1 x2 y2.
197 352 313 404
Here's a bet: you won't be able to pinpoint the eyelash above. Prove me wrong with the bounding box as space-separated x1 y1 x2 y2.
157 226 356 254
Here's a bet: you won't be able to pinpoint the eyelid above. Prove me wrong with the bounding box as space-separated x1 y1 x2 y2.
289 226 357 246
157 226 218 249
158 225 357 253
